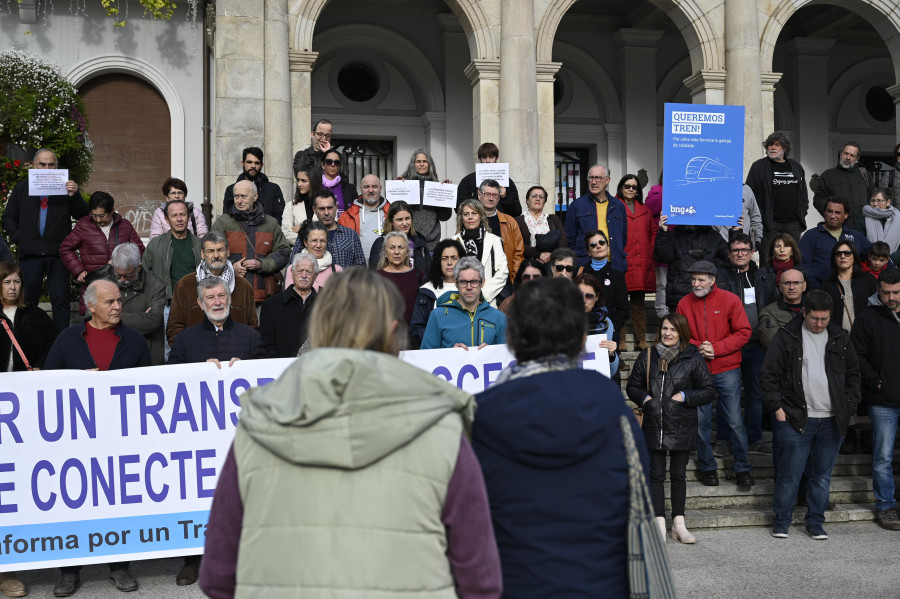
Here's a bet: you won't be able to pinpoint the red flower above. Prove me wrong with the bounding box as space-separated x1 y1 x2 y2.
4 163 10 169
13 160 20 167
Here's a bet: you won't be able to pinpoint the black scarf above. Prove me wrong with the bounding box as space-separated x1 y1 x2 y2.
462 226 485 258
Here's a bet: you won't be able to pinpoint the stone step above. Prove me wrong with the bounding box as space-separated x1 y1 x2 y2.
680 502 880 530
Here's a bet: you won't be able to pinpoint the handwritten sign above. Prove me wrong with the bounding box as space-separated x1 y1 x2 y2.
384 180 421 204
28 169 68 196
475 163 510 187
422 182 458 209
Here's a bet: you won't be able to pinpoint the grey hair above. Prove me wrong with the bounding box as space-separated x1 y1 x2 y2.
292 252 319 274
454 256 485 281
201 230 228 251
478 179 501 194
84 279 115 308
399 148 439 181
110 243 142 270
196 276 231 303
589 164 610 178
235 180 258 195
33 148 57 163
377 231 410 269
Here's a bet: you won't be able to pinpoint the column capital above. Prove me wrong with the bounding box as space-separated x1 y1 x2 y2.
613 28 664 48
421 112 447 131
604 123 624 140
761 72 783 92
683 70 727 97
784 37 836 58
464 60 501 85
536 61 562 83
289 51 318 73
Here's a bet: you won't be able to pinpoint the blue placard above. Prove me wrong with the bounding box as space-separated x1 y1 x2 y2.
663 103 744 225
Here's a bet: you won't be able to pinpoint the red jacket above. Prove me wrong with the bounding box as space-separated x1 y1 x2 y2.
338 200 389 233
620 198 658 292
676 285 751 375
60 213 144 278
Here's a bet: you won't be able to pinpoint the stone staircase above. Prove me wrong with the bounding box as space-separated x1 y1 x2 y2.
615 295 895 530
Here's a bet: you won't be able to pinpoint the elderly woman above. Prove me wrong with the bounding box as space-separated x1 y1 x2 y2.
0 261 58 372
863 187 900 252
472 277 652 598
320 149 356 218
627 312 714 545
149 177 208 239
368 200 430 273
398 148 453 252
617 174 657 351
453 199 508 306
498 258 546 313
376 231 424 325
578 229 630 354
763 232 803 286
286 220 342 291
574 272 619 375
515 185 567 264
281 164 322 243
199 268 502 599
409 238 464 348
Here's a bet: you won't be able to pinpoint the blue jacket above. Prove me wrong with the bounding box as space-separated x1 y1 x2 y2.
45 321 151 370
420 291 506 349
473 369 649 599
564 191 628 271
798 223 872 289
168 316 265 364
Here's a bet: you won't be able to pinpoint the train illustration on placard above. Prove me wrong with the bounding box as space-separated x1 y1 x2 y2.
675 156 734 185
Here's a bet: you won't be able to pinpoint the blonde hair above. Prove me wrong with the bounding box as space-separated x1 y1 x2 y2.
376 231 410 270
309 268 407 354
456 199 490 234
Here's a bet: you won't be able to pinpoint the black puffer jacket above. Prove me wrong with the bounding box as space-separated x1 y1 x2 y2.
627 344 715 451
653 226 728 310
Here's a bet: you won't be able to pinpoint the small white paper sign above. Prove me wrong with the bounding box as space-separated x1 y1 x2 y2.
28 169 68 196
384 179 421 204
422 181 458 209
475 163 510 187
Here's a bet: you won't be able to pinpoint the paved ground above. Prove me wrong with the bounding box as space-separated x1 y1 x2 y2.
8 521 900 598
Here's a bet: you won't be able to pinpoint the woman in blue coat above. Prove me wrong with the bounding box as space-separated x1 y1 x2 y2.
473 277 648 598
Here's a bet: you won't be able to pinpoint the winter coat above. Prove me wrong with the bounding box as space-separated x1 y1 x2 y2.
223 172 286 225
627 344 715 451
676 285 751 375
757 297 804 350
564 191 628 272
0 305 58 371
113 269 167 366
515 213 568 260
496 211 525 281
653 226 728 310
762 317 860 435
813 164 873 231
850 296 900 408
821 272 877 329
259 287 316 358
148 202 208 238
410 281 457 349
368 232 431 274
620 198 658 292
456 171 522 217
798 223 872 289
473 369 648 599
281 201 309 245
339 200 389 235
715 261 777 343
1 179 88 259
59 212 145 279
44 321 151 370
578 263 630 336
141 231 204 300
451 232 508 305
166 272 259 345
421 291 507 349
167 316 264 364
745 157 808 228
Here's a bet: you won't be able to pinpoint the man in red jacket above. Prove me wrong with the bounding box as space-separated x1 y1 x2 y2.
676 261 754 488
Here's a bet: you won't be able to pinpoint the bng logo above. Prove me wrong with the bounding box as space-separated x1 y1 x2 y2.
669 205 697 216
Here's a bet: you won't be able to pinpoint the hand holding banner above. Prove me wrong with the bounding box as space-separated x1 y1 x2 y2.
28 169 69 196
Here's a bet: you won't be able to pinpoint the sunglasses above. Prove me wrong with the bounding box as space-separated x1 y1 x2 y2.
520 274 541 281
589 240 607 248
583 292 597 300
834 250 853 257
622 184 639 191
323 159 342 166
554 264 574 273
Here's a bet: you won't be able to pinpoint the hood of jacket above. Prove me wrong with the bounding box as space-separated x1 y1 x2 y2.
435 290 490 314
228 200 266 225
235 171 270 185
237 347 475 470
474 369 622 469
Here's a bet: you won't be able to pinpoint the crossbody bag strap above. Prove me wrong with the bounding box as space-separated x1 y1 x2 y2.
1 319 31 371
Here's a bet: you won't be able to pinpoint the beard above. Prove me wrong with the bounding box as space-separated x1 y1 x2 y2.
692 286 712 298
204 304 231 325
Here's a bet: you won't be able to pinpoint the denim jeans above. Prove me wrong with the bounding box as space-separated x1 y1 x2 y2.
19 256 71 331
697 368 751 473
772 417 842 528
869 404 900 511
717 343 766 445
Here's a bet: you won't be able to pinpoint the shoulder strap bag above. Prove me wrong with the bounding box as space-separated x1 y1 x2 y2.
1 319 32 371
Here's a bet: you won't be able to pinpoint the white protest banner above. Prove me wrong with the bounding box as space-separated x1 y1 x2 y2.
383 179 420 204
27 169 68 196
475 163 509 187
0 338 609 571
422 181 458 209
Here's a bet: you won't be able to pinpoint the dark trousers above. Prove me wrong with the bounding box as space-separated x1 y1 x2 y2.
60 562 130 575
650 449 691 518
760 220 804 264
19 256 71 331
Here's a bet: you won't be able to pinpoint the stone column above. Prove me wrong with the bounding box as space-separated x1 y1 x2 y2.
464 60 501 152
499 0 540 196
724 0 763 178
683 70 727 105
604 124 624 182
422 112 448 179
215 0 265 214
537 61 561 201
615 28 664 180
760 72 783 143
888 84 900 140
289 52 318 173
264 0 292 200
786 38 835 178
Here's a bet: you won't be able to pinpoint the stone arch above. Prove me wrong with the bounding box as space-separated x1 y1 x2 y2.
553 42 623 123
827 57 894 128
67 56 185 176
656 56 692 104
291 0 497 61
761 0 900 80
536 0 722 73
313 24 446 113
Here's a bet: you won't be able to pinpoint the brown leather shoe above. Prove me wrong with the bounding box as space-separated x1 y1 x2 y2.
176 562 199 586
0 572 26 598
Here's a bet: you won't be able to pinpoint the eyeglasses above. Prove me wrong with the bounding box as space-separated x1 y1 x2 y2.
314 132 332 140
622 184 639 191
554 264 574 273
90 212 110 221
870 197 889 204
521 274 541 281
834 250 853 257
781 280 804 287
481 192 500 200
323 159 341 166
583 292 597 300
730 248 751 255
528 193 546 200
457 279 482 288
587 175 608 182
589 240 607 248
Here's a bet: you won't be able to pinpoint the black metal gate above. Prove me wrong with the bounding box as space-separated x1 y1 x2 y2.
332 139 395 187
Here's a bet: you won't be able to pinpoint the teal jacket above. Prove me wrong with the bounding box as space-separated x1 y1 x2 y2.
421 291 507 349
